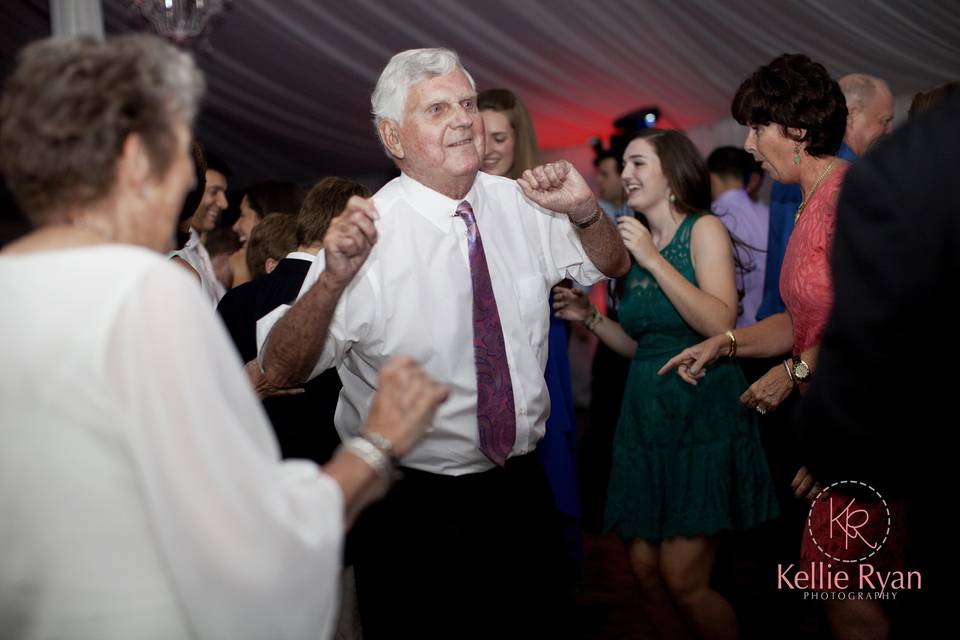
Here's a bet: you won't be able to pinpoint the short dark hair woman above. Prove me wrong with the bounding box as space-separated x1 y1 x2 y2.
662 54 905 639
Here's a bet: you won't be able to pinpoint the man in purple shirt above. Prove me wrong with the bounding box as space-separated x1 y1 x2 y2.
708 146 768 327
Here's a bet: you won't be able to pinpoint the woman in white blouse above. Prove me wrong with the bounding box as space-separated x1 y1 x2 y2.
0 35 447 640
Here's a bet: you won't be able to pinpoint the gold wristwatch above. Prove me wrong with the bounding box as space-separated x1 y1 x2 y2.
791 355 811 383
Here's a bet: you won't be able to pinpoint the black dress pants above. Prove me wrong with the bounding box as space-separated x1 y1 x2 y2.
351 454 573 639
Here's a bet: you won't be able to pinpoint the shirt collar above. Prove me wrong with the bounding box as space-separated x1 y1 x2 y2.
184 227 200 250
285 251 316 262
399 171 482 231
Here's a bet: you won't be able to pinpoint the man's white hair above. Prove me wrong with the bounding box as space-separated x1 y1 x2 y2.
371 47 476 129
838 74 890 110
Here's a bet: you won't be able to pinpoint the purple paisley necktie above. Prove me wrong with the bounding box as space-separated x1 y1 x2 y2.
457 200 516 465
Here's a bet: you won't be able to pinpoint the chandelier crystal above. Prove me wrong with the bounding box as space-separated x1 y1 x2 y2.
131 0 231 47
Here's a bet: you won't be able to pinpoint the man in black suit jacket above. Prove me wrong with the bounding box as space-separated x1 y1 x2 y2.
797 94 958 635
218 177 371 465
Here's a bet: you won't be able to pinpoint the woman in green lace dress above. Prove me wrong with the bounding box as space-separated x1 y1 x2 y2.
555 129 778 639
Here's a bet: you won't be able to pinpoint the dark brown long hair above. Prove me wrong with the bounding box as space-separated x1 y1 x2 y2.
627 129 752 312
625 128 711 215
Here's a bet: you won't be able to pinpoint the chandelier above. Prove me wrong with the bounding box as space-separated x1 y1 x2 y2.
131 0 231 47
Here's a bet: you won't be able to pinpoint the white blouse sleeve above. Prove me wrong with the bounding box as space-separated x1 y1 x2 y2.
106 261 343 640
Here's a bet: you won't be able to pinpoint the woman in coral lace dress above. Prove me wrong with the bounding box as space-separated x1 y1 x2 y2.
661 54 904 639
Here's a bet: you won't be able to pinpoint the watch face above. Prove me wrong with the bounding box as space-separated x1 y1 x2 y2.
794 360 810 380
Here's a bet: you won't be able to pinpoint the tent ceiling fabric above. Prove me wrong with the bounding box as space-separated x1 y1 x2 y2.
5 0 960 186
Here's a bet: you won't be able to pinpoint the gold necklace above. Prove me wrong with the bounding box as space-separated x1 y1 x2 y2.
794 159 836 224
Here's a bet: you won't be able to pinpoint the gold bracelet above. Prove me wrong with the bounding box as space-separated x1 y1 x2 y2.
584 305 602 331
724 329 737 357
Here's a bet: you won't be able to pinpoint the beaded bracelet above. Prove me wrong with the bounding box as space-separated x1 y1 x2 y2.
342 437 392 481
361 431 397 463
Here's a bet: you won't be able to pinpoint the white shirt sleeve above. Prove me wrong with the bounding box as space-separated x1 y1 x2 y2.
106 262 343 640
522 191 605 287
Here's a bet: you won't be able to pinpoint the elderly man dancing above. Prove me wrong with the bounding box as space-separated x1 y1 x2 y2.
260 48 629 638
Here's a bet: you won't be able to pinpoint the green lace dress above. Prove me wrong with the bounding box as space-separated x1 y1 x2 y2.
604 213 779 541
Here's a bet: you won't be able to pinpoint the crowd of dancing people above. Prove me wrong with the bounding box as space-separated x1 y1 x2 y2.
1 31 956 640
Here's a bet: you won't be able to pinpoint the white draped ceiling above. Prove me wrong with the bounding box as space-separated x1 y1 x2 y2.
3 0 960 187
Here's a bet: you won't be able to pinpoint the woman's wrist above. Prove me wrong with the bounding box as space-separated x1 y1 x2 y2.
361 430 399 462
724 329 737 357
342 437 392 479
782 359 796 386
636 252 663 276
583 304 603 331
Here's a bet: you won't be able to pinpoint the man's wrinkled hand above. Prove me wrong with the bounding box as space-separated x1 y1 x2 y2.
518 160 596 220
323 195 379 288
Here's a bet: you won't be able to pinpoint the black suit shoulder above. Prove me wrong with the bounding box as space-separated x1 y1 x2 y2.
216 279 261 362
253 258 312 321
216 258 312 362
799 96 960 490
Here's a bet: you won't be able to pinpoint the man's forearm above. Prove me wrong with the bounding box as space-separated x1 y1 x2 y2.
262 272 345 387
578 213 631 277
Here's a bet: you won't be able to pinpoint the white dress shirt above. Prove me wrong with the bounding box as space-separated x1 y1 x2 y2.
0 246 343 640
258 172 603 475
172 227 226 306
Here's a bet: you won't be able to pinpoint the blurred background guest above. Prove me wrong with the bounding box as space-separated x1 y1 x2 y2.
204 226 241 291
707 145 768 328
908 80 960 118
229 180 305 287
219 177 370 462
594 149 633 220
478 87 540 179
243 212 298 282
171 150 230 305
